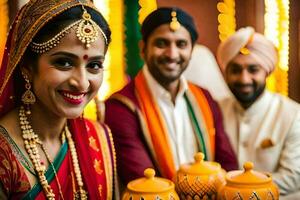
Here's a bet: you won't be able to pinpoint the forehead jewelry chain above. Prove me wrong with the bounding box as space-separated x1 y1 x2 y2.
19 106 88 199
31 6 107 53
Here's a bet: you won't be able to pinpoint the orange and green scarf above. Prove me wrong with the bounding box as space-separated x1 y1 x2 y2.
111 71 215 180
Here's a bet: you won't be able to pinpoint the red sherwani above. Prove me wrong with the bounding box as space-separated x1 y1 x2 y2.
105 72 237 185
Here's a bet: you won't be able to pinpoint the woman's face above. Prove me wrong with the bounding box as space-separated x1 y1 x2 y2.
28 28 106 119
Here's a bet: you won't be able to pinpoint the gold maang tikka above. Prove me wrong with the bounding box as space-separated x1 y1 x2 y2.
170 10 181 31
31 6 108 53
77 5 101 48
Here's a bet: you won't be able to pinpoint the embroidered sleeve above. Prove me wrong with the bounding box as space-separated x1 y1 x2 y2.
0 128 30 196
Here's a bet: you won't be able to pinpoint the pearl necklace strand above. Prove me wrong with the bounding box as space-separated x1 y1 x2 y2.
19 106 88 199
64 122 88 200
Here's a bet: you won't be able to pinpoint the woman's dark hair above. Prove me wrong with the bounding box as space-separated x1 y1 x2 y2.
33 5 111 46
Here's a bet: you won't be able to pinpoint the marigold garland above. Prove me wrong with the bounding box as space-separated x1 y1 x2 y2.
0 0 9 66
265 0 289 96
217 0 236 42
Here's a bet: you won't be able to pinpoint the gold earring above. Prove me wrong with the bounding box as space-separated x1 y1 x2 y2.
21 72 36 115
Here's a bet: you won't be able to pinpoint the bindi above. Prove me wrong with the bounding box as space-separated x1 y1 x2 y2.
83 55 89 60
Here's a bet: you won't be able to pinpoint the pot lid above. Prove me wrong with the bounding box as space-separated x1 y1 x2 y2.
127 168 175 193
178 152 221 175
226 162 271 185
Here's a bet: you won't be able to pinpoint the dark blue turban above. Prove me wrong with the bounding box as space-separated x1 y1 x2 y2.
141 7 198 43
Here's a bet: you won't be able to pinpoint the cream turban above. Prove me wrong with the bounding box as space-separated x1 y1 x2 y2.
217 27 278 75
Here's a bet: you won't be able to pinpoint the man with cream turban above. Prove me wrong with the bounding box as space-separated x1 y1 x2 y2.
217 26 300 198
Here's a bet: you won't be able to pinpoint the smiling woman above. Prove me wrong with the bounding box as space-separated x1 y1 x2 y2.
0 0 119 199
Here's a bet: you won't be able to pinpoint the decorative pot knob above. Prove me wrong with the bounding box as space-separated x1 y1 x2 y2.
243 161 253 171
144 168 155 180
194 152 205 163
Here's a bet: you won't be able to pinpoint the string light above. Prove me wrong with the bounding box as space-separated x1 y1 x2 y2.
264 0 289 95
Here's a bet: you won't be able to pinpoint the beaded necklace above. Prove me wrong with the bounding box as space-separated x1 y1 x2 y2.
19 106 88 199
41 141 65 200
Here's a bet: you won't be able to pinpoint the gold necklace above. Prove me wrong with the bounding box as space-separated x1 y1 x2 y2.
19 106 88 199
19 106 55 199
64 125 88 200
41 142 65 200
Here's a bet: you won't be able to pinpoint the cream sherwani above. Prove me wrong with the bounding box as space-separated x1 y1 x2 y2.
219 90 300 197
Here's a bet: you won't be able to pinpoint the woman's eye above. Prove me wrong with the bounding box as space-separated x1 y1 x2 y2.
87 61 103 72
53 58 73 69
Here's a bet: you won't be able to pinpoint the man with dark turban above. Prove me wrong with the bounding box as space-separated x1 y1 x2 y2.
217 26 300 198
104 7 238 187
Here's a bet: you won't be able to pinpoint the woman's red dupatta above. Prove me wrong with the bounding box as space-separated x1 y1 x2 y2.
68 118 109 199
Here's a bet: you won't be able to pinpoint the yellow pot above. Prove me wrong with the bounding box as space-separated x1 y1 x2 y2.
218 162 279 200
174 152 226 200
121 168 179 200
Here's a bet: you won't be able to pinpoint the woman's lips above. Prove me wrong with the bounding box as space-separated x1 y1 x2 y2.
60 91 86 105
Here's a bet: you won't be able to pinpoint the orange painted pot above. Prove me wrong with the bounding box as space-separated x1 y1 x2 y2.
218 162 279 200
121 168 179 200
174 153 226 200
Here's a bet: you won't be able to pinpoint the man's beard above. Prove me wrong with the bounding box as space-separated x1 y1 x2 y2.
230 83 265 107
148 57 187 85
